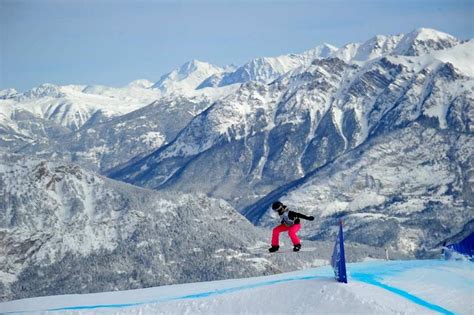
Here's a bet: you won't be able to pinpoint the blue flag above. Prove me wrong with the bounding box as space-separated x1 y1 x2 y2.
331 220 348 283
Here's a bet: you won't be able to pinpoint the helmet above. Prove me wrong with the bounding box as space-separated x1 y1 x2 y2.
272 201 284 211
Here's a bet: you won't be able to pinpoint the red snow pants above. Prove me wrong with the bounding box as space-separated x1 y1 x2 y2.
271 223 301 246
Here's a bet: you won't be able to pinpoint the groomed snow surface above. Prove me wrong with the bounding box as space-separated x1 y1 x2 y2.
1 259 472 315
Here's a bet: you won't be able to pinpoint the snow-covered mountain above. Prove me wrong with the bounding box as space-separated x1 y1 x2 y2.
153 60 229 94
110 29 473 255
0 28 459 136
14 96 212 172
0 75 237 149
197 43 338 88
0 79 239 166
393 27 460 56
334 28 461 63
112 39 473 203
334 34 404 62
0 82 165 157
0 88 19 99
245 124 474 255
195 28 460 91
0 83 162 131
0 104 71 152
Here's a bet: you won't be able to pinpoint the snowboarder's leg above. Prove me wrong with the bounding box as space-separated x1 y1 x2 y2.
287 223 301 245
272 224 289 246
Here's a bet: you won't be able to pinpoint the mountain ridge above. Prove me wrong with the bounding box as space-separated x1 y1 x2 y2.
109 29 473 256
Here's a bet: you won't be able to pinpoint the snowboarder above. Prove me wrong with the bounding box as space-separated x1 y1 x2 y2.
268 201 314 252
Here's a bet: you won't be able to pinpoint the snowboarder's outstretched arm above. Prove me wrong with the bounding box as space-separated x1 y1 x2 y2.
289 211 314 221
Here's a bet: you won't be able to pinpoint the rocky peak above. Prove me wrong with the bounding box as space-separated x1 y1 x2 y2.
394 28 460 56
0 88 19 99
19 84 65 100
152 60 224 92
33 162 86 190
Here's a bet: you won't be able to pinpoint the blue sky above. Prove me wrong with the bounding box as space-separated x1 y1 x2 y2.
1 0 473 91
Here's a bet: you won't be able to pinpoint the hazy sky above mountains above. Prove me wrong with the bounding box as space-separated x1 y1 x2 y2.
1 0 473 91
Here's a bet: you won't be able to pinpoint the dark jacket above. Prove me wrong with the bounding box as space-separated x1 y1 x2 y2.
280 210 313 226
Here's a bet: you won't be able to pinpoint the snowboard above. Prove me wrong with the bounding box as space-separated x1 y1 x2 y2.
248 247 318 254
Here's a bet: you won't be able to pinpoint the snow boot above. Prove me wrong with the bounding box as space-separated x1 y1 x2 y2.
268 245 279 253
293 244 301 252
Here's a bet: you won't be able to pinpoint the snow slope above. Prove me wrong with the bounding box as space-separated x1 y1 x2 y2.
431 40 474 77
1 259 471 315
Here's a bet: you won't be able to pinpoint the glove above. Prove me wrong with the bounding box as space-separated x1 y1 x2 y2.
308 216 315 221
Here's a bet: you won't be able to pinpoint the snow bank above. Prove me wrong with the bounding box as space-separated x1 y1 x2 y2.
1 260 472 314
